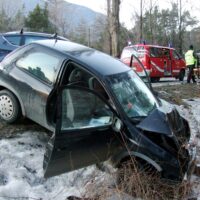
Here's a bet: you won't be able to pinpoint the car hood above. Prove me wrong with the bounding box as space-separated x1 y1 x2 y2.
136 101 189 138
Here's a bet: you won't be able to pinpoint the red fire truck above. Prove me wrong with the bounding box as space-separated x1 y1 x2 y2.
120 44 186 82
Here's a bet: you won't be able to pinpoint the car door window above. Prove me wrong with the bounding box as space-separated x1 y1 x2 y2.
150 47 162 57
4 35 21 46
16 49 61 84
163 49 170 59
172 50 180 59
61 88 113 130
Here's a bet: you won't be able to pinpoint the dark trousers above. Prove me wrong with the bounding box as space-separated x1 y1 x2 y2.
187 64 196 83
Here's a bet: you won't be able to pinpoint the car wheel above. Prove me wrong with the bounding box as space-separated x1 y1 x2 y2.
179 69 185 81
0 90 21 123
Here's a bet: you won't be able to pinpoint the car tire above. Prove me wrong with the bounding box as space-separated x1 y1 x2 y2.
179 69 185 81
0 90 21 123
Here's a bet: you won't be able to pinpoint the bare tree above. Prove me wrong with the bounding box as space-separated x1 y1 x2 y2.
148 0 158 43
176 0 197 54
178 0 183 54
48 0 73 36
107 0 112 55
0 0 25 31
139 0 143 42
107 0 121 57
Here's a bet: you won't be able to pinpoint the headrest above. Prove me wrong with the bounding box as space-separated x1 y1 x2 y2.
68 68 83 83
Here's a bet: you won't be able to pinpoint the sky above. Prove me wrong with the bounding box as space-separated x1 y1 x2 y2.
65 0 199 30
65 0 137 29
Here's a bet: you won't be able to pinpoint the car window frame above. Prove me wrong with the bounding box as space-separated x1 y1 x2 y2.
22 35 52 45
172 49 181 60
59 86 114 131
150 47 163 58
15 44 65 86
4 34 23 46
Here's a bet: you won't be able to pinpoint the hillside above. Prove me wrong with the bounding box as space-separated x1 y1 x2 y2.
0 0 105 27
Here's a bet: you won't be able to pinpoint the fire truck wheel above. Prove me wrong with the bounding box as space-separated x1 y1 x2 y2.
179 70 185 81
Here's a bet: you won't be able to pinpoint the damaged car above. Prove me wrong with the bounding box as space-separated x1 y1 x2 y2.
0 39 196 181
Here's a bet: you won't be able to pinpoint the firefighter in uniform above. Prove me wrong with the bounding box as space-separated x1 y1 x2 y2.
185 45 196 83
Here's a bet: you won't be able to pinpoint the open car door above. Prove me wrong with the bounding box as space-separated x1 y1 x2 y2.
130 54 152 90
43 86 123 178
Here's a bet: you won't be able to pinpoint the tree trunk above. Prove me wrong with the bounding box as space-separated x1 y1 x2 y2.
111 0 120 57
140 0 143 42
107 0 112 55
107 0 120 57
149 0 153 43
178 0 183 54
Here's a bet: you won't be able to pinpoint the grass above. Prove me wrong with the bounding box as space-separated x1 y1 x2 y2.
83 158 193 200
115 160 192 200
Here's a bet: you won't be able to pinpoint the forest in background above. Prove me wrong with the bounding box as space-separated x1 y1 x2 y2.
0 0 199 56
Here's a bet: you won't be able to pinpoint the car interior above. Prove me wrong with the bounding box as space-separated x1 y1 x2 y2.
48 62 113 129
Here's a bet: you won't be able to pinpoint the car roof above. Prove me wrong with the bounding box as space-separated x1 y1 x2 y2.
4 31 52 37
33 40 129 76
124 44 175 50
3 31 68 40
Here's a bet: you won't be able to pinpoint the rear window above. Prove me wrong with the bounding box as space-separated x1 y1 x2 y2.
4 35 21 46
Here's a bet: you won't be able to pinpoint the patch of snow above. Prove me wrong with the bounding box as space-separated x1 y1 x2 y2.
0 131 113 200
177 98 200 199
177 98 200 142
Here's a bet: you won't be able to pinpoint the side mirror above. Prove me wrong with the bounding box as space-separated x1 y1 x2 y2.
112 117 123 132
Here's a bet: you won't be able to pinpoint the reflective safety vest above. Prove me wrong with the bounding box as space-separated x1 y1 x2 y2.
185 50 195 66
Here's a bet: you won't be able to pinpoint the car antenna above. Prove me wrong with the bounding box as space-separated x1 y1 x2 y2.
52 32 58 44
20 28 24 35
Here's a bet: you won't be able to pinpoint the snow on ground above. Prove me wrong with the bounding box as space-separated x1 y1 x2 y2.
152 78 182 87
176 98 200 142
0 131 113 200
176 98 200 199
0 98 200 200
180 98 200 199
152 76 200 88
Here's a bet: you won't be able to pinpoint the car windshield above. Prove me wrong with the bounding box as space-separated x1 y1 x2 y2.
107 70 158 118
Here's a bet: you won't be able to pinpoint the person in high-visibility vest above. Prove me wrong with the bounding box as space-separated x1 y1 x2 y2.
185 45 197 83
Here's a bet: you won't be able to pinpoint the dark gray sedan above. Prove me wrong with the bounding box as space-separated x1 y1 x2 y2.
0 39 195 180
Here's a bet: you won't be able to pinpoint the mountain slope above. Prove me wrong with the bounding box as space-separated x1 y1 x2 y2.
21 0 105 27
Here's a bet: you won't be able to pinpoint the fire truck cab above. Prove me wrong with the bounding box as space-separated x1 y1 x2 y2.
121 44 186 82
